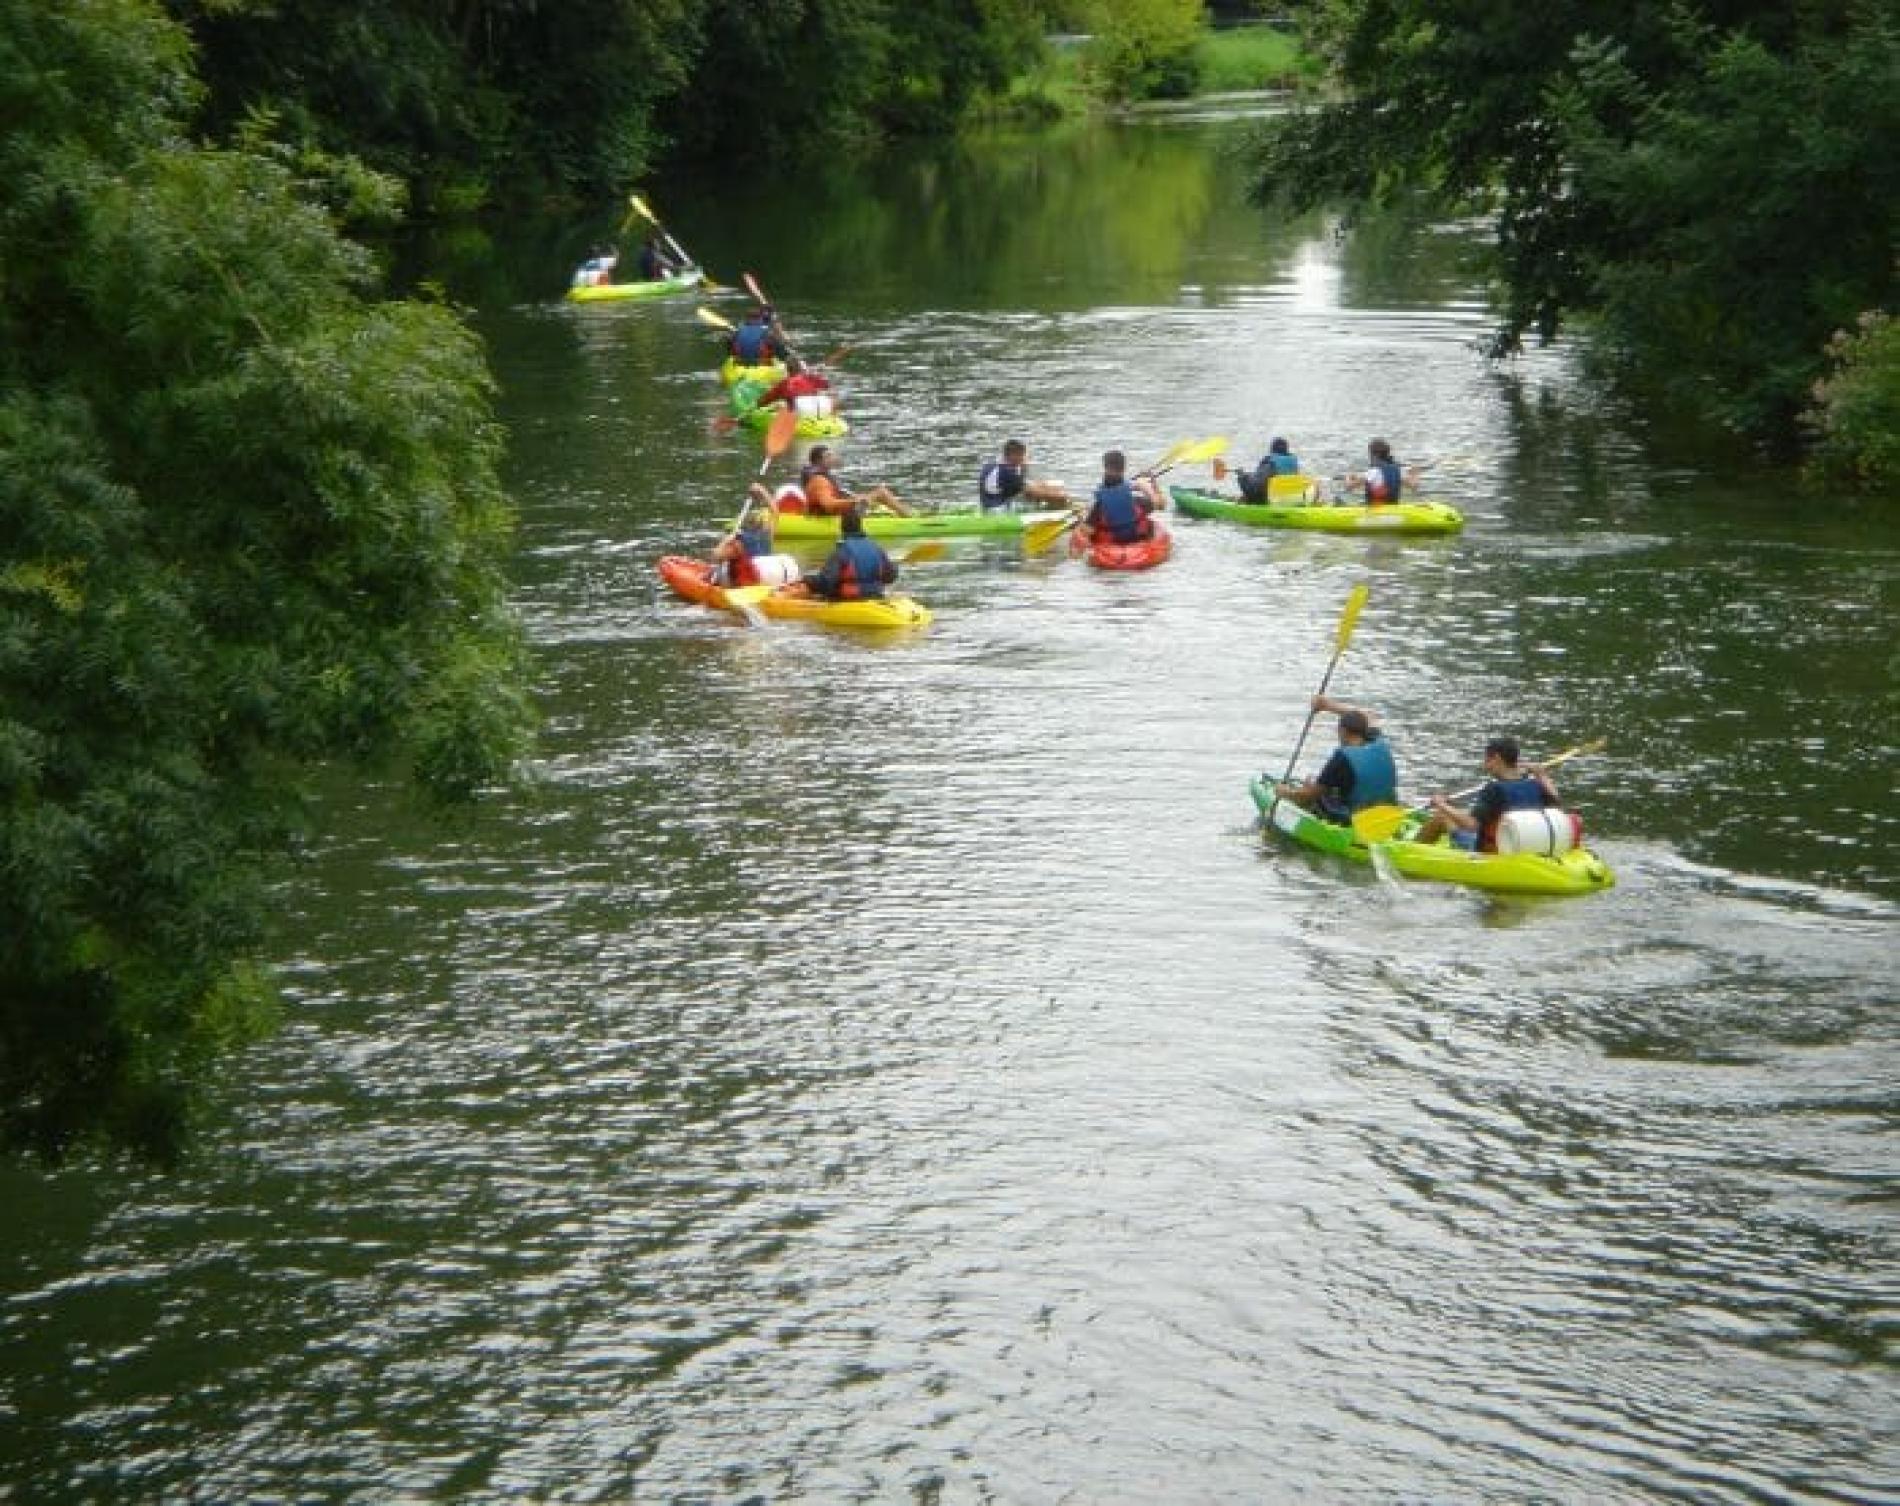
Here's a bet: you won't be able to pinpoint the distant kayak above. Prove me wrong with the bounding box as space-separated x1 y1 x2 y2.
1075 517 1173 571
771 508 1068 541
657 555 930 630
1170 485 1464 535
1249 778 1614 896
719 356 786 387
565 269 703 304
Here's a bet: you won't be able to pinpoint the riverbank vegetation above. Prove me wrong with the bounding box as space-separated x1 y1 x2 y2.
2 0 537 1162
1246 1 1898 485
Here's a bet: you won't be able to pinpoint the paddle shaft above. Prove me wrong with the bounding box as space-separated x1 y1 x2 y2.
1276 583 1371 788
1440 739 1606 805
629 194 696 272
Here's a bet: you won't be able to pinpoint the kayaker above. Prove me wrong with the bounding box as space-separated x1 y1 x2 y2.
1080 449 1162 546
635 234 684 281
755 358 837 423
709 497 776 587
1274 696 1400 824
979 439 1070 511
570 246 618 288
1411 737 1560 851
730 307 782 366
1350 438 1419 504
1236 437 1301 502
782 507 897 601
800 444 912 518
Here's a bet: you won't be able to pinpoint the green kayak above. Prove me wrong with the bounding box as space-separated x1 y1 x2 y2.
770 508 1070 541
1249 777 1613 896
1171 485 1463 535
565 269 703 304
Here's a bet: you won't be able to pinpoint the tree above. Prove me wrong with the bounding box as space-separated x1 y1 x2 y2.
1 0 536 1162
1085 0 1204 103
1246 1 1899 463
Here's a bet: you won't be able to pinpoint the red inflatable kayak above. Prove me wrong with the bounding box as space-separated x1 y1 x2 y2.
1073 517 1173 571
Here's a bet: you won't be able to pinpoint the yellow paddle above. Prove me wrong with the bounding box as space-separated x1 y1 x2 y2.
625 193 712 284
1350 737 1609 843
1024 436 1228 555
1267 583 1371 820
696 306 735 333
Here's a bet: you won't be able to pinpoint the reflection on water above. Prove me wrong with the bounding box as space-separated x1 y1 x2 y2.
2 118 1894 1503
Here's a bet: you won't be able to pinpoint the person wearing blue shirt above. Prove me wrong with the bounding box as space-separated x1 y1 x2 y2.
979 439 1070 511
1412 737 1560 851
1275 696 1400 824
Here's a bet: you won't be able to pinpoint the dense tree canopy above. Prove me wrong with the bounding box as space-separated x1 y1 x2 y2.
1 0 535 1161
1249 1 1899 464
165 0 1062 207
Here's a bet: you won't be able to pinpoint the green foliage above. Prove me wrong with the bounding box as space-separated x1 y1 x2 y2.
1085 0 1204 102
1195 25 1313 92
1804 313 1900 494
1 0 536 1162
1554 15 1900 450
1245 1 1899 457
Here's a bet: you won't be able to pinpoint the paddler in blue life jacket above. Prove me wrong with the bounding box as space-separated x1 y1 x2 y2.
782 506 897 601
1411 736 1560 852
730 306 783 366
1080 449 1162 546
1236 436 1301 502
979 439 1071 511
1351 437 1419 504
710 495 778 587
1275 696 1399 824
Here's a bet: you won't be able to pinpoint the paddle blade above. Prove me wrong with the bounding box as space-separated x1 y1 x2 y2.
1351 805 1410 844
1180 435 1229 465
743 271 768 306
1023 514 1079 556
901 541 948 565
1335 582 1370 652
763 404 799 458
628 192 658 227
696 306 735 332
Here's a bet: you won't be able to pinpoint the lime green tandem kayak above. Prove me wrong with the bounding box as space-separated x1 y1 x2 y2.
1249 777 1614 896
1171 485 1463 535
769 508 1069 541
565 269 703 304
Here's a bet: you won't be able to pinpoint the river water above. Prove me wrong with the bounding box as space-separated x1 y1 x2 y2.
4 112 1896 1502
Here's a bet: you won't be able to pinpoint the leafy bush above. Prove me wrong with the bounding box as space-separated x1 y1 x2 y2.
1804 312 1900 494
1085 0 1202 103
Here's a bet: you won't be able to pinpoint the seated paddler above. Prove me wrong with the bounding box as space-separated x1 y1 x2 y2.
1275 696 1399 825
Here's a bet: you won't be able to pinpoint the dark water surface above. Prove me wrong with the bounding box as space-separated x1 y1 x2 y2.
4 116 1895 1502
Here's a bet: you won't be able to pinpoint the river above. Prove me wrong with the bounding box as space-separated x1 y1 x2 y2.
3 110 1895 1502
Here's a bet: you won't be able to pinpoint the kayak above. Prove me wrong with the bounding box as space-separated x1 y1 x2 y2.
771 507 1069 541
657 555 931 630
1248 777 1614 896
1074 517 1173 571
720 356 786 387
565 269 703 304
728 378 849 440
1170 485 1464 535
